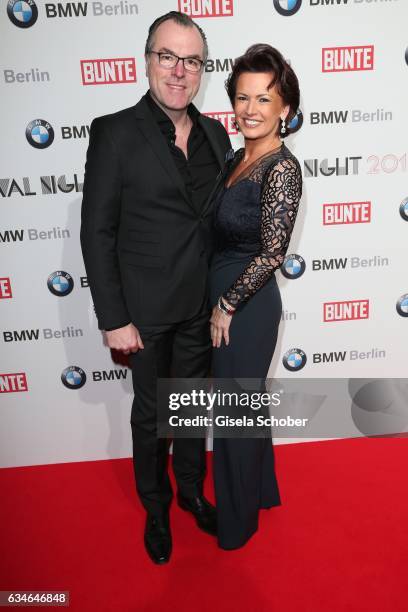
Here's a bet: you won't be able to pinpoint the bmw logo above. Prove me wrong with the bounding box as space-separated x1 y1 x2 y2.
281 254 306 279
26 119 54 149
399 197 408 221
288 109 303 134
61 366 87 390
282 348 307 372
7 0 38 28
273 0 302 17
396 294 408 317
47 271 74 297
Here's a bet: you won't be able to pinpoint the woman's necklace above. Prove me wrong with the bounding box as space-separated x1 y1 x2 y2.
226 141 283 189
242 140 283 164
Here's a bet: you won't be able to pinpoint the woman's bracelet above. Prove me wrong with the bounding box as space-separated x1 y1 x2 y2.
217 296 235 316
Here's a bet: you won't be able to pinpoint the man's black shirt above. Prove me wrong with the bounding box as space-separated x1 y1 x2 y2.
146 91 219 214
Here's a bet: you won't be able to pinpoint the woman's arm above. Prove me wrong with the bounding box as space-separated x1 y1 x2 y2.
222 156 302 308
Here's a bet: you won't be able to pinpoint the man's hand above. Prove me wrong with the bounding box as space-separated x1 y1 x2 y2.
105 323 144 355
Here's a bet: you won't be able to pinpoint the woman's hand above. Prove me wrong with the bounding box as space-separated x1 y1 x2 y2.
210 298 235 348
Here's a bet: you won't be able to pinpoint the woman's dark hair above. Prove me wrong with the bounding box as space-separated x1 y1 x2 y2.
225 44 300 123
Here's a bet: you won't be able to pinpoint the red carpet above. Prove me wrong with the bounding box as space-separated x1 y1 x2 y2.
1 438 407 612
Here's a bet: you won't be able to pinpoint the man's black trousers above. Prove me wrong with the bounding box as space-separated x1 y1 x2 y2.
129 306 211 516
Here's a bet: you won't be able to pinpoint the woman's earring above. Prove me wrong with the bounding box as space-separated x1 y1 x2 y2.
280 118 287 136
233 120 240 132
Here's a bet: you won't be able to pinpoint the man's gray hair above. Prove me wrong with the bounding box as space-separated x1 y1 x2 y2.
145 11 209 62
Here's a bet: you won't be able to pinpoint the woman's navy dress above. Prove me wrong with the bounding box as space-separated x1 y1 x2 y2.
210 143 302 549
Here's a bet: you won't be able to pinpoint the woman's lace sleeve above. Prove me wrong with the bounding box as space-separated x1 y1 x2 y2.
223 157 302 308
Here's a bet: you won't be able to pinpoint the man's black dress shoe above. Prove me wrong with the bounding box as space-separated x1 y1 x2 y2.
144 513 172 565
177 494 217 536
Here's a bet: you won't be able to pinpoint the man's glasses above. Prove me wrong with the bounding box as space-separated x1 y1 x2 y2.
149 51 204 73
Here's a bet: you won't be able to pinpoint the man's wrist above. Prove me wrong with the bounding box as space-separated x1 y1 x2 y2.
105 321 131 332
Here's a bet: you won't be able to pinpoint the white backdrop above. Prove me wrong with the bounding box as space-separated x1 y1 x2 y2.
1 0 407 468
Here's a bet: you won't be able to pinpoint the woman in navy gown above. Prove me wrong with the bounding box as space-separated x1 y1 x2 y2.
210 44 302 550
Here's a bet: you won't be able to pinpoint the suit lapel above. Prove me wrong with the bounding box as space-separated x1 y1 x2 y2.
198 115 225 169
133 97 192 209
198 116 229 216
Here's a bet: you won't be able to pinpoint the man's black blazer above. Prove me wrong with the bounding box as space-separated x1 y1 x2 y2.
80 95 231 330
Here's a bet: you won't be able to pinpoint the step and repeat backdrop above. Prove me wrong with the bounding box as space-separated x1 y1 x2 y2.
1 0 407 467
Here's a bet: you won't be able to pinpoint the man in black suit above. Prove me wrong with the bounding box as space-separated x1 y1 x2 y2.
80 11 231 564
